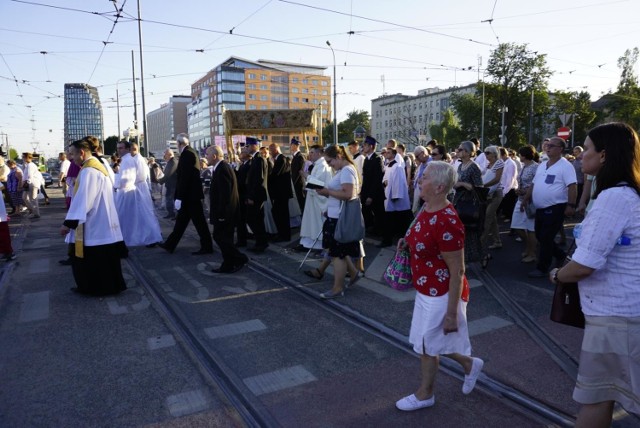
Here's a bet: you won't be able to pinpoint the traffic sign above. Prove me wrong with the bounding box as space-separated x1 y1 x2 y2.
557 127 571 138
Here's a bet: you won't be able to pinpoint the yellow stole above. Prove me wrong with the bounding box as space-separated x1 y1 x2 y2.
74 157 108 258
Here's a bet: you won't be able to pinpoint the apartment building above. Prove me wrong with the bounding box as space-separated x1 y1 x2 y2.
146 95 190 156
64 83 104 144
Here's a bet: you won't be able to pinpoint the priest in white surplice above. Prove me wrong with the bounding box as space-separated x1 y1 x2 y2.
378 147 413 247
61 137 127 296
114 141 162 246
299 145 334 250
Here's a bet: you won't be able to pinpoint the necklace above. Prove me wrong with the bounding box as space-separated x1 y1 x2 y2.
460 160 473 171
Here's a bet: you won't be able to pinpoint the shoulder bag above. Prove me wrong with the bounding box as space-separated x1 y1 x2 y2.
334 198 365 243
550 242 585 328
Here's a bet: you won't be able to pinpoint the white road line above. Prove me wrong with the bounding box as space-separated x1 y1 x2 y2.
28 258 49 274
468 315 513 337
204 319 267 339
19 291 50 322
165 389 209 417
243 365 317 396
147 334 176 350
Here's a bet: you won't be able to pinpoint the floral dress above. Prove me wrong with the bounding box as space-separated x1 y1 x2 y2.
405 203 470 300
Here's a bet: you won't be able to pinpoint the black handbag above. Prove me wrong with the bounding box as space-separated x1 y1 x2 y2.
454 187 486 228
550 242 585 329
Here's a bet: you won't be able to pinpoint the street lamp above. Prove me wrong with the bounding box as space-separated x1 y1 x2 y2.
326 40 337 145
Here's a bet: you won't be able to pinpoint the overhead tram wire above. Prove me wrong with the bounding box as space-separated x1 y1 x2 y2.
202 0 274 49
277 0 495 47
86 0 127 84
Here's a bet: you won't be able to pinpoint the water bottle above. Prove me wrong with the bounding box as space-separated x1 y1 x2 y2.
573 223 630 245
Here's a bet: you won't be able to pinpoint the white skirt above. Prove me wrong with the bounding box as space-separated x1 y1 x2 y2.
409 292 472 356
510 200 535 232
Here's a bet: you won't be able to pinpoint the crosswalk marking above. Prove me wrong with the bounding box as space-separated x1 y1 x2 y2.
204 319 267 339
165 389 209 417
19 291 50 322
468 315 513 337
243 365 317 396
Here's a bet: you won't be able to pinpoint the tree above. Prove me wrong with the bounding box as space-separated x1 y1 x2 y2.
612 48 640 128
103 135 119 156
9 148 18 161
485 43 552 147
548 90 597 146
428 109 463 149
450 91 483 140
323 109 370 145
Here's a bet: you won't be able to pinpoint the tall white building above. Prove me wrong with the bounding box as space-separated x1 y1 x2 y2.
146 95 190 156
371 84 476 150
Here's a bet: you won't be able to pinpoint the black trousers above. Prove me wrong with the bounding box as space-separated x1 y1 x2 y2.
213 219 248 269
164 199 213 252
534 203 567 272
361 195 385 235
499 189 518 221
271 197 291 240
246 201 268 246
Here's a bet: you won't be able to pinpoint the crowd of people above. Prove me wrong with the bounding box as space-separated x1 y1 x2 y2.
2 122 639 423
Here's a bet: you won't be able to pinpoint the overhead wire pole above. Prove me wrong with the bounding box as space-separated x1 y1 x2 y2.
131 50 138 145
137 0 148 154
326 41 337 146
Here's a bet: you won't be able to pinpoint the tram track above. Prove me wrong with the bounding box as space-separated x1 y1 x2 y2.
128 246 577 427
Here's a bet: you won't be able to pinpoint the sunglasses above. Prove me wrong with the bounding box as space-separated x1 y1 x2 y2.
456 148 464 152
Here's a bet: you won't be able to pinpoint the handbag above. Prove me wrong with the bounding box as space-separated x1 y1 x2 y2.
550 242 585 328
454 188 483 226
383 248 413 291
334 198 365 243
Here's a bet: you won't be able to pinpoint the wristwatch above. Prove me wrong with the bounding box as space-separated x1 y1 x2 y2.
552 268 560 283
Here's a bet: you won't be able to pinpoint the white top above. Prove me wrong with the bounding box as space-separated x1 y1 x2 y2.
474 152 488 174
22 162 43 188
500 157 519 194
531 157 576 209
65 159 123 246
326 165 358 219
482 159 504 194
383 161 411 211
572 186 640 316
60 159 71 176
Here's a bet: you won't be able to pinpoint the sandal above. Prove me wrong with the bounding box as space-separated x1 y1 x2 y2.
304 269 323 280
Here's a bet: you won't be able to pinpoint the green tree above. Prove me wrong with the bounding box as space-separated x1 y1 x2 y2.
450 91 483 140
103 135 119 156
611 48 640 128
548 90 597 146
323 109 370 145
9 148 18 161
428 109 463 148
485 43 552 147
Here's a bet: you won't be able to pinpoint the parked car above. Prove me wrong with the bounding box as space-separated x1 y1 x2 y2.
42 172 53 187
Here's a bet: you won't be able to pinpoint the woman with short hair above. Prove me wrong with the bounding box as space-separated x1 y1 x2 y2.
396 161 483 411
481 145 504 249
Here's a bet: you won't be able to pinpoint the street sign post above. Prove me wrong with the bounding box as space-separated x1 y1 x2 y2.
557 127 571 139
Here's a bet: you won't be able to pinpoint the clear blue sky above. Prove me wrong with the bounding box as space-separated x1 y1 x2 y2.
1 0 638 157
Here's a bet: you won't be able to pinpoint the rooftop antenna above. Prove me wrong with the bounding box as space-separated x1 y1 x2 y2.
381 75 386 95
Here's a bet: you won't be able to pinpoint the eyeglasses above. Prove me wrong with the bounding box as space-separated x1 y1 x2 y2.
456 148 464 152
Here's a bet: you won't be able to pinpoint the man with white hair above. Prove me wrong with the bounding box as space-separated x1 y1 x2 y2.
159 133 213 255
412 146 429 213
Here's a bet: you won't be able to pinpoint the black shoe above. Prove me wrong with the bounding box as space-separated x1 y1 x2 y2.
191 248 214 255
293 244 307 252
158 242 174 254
211 265 234 273
58 258 72 266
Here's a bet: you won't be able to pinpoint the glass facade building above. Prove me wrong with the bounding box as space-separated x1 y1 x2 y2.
64 83 104 144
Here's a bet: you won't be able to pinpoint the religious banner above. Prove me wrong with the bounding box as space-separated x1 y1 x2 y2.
224 109 317 135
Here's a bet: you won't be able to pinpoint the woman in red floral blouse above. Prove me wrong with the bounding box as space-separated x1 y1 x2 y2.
395 161 484 412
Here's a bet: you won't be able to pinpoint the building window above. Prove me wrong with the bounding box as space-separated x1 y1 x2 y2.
321 90 328 96
292 87 299 93
260 74 267 80
302 88 309 94
261 105 268 110
312 79 318 85
292 77 299 83
302 98 309 103
248 73 256 79
260 95 268 101
248 83 256 89
249 105 257 110
293 97 299 102
321 80 328 86
260 84 268 90
248 94 256 100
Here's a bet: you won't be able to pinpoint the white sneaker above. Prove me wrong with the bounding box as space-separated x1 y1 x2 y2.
462 357 484 394
395 394 435 411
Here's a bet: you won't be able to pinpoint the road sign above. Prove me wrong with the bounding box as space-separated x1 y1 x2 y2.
557 127 571 138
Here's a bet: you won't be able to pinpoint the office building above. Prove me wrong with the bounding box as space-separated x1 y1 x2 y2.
371 84 476 150
146 95 191 156
64 83 104 144
188 57 330 151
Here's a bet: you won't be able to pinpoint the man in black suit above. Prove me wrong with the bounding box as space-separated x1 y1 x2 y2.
159 133 213 255
234 147 251 247
205 145 248 273
360 135 386 236
244 137 269 252
268 143 293 242
158 148 178 219
289 137 306 213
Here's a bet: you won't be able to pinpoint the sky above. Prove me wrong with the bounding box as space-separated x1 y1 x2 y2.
1 0 638 158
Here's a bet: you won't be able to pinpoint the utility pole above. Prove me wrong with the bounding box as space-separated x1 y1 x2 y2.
500 106 508 146
528 90 534 145
326 41 337 146
137 0 148 154
131 50 138 145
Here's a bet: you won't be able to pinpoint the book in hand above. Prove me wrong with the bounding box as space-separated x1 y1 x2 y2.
305 176 325 190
